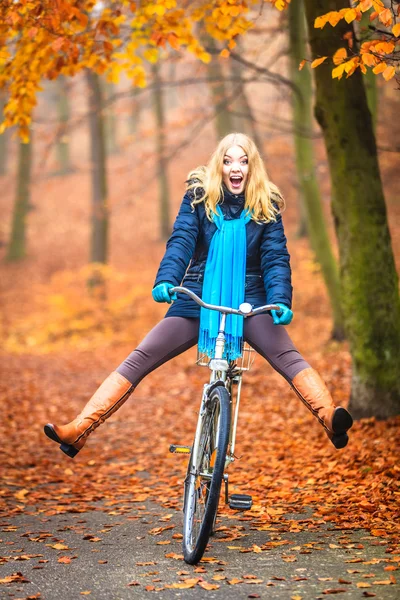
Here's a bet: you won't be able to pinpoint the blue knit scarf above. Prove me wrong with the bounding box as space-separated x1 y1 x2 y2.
198 204 251 361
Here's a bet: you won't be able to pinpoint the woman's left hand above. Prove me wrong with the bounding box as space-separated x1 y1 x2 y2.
271 303 293 325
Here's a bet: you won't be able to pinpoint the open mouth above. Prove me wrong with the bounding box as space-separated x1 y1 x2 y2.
230 175 243 189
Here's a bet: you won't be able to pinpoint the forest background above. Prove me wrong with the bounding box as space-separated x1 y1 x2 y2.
0 1 399 597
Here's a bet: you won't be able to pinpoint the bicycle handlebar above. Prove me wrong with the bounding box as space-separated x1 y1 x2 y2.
170 286 281 317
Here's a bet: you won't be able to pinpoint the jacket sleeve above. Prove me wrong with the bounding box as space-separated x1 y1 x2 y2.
260 213 293 309
154 192 200 287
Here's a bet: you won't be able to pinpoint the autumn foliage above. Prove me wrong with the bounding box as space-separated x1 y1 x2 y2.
308 0 400 83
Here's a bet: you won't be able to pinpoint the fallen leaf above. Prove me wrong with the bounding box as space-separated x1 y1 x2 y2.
322 590 347 595
357 582 371 588
57 556 71 564
198 582 220 590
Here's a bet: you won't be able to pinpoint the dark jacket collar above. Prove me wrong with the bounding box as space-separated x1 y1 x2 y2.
221 182 245 204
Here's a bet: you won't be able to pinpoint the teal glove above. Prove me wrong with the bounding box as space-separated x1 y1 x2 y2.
271 303 293 326
152 282 177 304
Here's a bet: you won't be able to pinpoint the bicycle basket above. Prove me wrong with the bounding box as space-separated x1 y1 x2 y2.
196 342 256 372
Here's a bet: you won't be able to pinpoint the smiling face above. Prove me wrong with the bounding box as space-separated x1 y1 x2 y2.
222 145 249 194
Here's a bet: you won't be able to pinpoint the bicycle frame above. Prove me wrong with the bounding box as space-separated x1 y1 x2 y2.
172 286 280 502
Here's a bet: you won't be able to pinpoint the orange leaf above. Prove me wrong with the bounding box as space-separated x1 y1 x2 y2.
311 56 328 68
299 59 306 70
333 48 347 65
220 49 230 59
382 66 395 81
360 0 373 11
362 53 377 67
52 38 64 52
378 8 392 26
58 556 71 564
50 543 69 550
372 62 387 74
392 23 400 37
198 581 220 590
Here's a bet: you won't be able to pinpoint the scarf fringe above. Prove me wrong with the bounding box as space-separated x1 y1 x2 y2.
198 329 244 362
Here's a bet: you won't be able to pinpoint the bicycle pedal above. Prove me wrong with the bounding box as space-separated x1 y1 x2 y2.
169 444 191 454
229 494 253 511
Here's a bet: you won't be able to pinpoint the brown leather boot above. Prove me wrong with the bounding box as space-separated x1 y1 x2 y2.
291 367 353 449
44 371 134 458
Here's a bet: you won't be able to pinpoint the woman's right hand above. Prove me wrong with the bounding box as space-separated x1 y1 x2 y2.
152 282 177 304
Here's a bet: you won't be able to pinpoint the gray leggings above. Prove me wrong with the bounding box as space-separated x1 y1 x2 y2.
116 315 310 387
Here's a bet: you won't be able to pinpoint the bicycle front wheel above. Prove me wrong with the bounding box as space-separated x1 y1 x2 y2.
182 385 231 565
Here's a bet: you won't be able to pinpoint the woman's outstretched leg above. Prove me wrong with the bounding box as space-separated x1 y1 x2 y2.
44 317 199 457
244 314 353 448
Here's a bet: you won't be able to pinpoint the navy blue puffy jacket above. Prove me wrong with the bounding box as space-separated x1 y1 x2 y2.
154 186 293 318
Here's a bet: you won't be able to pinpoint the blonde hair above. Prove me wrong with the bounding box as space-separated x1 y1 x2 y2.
186 133 285 223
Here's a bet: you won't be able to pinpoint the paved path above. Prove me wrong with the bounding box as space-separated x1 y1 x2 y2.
1 501 398 599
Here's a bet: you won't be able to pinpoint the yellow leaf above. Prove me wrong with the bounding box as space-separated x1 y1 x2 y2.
311 56 328 68
274 0 286 10
393 23 400 37
327 11 343 27
333 48 347 65
332 63 346 79
51 543 69 550
14 488 29 501
344 8 358 23
382 65 396 81
314 15 329 29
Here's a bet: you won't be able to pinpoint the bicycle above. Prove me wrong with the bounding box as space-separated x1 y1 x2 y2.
168 286 280 565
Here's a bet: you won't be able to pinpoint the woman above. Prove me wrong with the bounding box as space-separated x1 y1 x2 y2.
44 133 353 458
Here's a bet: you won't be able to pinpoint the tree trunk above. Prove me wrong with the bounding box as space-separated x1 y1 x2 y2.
129 87 141 137
152 62 171 240
289 0 345 340
102 80 118 155
304 0 400 418
86 70 108 290
358 10 377 131
56 76 72 174
205 36 234 139
0 90 9 176
7 135 32 261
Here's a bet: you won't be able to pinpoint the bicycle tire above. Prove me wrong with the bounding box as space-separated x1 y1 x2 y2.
182 385 231 565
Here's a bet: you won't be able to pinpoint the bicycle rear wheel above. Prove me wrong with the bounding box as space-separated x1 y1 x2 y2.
182 385 231 565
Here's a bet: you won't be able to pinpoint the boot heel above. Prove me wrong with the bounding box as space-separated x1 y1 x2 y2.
60 443 80 458
332 407 353 434
331 432 349 449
